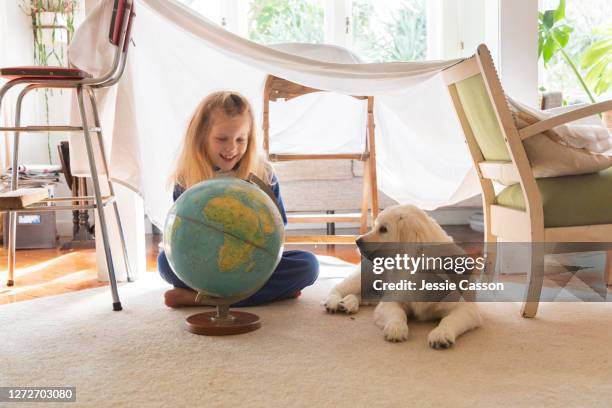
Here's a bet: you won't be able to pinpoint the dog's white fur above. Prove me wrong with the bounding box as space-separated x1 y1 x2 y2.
324 205 482 348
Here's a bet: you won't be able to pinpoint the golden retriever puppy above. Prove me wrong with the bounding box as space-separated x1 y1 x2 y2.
324 205 482 348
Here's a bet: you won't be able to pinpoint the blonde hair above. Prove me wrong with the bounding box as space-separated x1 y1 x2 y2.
172 91 270 189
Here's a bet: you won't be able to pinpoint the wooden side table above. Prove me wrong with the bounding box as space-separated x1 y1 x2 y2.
57 141 95 249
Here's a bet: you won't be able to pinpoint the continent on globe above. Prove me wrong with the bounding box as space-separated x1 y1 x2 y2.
163 178 284 300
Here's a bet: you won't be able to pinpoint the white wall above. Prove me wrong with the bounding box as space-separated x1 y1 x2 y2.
1 2 37 168
0 2 75 232
485 0 539 106
428 0 538 106
427 0 485 60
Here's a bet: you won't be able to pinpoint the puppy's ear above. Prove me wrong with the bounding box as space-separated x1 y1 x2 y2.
398 216 428 243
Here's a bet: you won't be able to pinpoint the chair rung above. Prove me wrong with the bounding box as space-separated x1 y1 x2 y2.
285 235 358 244
11 195 114 212
287 213 364 223
0 126 101 132
269 153 368 161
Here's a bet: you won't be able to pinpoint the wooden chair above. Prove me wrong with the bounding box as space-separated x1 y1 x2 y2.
442 44 612 318
263 75 379 244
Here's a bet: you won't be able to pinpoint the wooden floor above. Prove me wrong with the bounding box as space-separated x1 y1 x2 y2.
0 233 369 305
0 225 522 306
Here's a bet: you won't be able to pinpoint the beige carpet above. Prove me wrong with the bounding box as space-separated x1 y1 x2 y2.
1 256 611 407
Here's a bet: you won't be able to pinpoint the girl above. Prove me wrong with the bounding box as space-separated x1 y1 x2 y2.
158 91 319 308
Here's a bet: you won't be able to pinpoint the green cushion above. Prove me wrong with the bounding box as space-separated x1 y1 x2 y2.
496 168 612 227
455 74 510 161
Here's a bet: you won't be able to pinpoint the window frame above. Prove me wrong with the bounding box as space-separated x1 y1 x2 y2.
189 0 481 61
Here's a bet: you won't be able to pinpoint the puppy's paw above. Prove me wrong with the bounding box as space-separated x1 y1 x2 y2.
428 326 456 349
383 320 409 342
323 293 342 313
338 294 359 314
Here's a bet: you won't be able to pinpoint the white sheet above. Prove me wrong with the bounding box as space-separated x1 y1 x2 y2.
68 0 480 227
509 98 612 154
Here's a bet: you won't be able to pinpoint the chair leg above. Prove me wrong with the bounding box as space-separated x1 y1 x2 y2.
360 160 370 234
6 91 26 287
521 244 545 318
77 86 123 311
367 155 379 225
86 88 133 282
326 210 335 235
366 96 379 223
483 237 498 284
473 222 498 302
605 250 612 287
0 88 8 282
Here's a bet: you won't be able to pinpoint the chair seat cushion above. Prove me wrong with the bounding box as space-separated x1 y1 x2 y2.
496 167 612 227
0 66 91 80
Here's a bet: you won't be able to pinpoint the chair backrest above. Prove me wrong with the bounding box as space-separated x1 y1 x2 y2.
109 0 135 52
442 44 543 217
262 74 370 154
83 0 135 87
454 74 511 162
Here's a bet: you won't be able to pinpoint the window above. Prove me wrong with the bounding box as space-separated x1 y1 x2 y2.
180 0 222 26
179 0 428 62
247 0 325 44
538 0 612 103
351 0 427 62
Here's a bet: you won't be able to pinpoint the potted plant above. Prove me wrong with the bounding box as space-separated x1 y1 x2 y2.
18 0 79 163
20 0 78 66
539 0 611 129
538 0 597 104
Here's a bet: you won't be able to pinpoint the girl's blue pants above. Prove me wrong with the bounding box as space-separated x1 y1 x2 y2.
157 250 319 307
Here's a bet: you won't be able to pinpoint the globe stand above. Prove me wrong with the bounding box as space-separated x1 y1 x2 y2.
185 304 261 336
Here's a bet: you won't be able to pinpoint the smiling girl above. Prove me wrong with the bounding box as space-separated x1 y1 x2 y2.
157 91 319 307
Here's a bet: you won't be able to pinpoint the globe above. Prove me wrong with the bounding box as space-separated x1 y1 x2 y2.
163 177 285 304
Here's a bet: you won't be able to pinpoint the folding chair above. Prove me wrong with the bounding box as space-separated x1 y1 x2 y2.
0 0 136 311
263 75 379 244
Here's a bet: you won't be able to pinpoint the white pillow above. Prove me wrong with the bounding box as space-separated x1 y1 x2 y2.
502 99 612 184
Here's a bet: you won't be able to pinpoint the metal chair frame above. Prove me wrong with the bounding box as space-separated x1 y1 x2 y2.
0 0 135 311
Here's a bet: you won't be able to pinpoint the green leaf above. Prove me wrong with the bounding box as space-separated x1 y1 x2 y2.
553 0 565 22
595 76 610 95
543 10 555 29
584 54 612 95
580 39 612 68
552 26 570 48
593 71 608 94
585 59 605 83
542 38 556 64
592 25 612 37
538 35 544 58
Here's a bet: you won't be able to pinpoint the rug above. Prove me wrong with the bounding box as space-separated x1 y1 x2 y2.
1 256 611 407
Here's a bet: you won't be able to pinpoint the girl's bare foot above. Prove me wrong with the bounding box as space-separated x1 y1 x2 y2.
164 288 204 308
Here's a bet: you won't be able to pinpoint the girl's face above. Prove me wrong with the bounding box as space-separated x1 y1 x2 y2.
206 110 250 172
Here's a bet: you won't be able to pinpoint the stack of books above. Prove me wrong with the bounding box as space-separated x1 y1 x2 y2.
1 164 61 190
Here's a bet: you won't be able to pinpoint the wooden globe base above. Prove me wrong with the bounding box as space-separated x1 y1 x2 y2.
185 305 261 336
